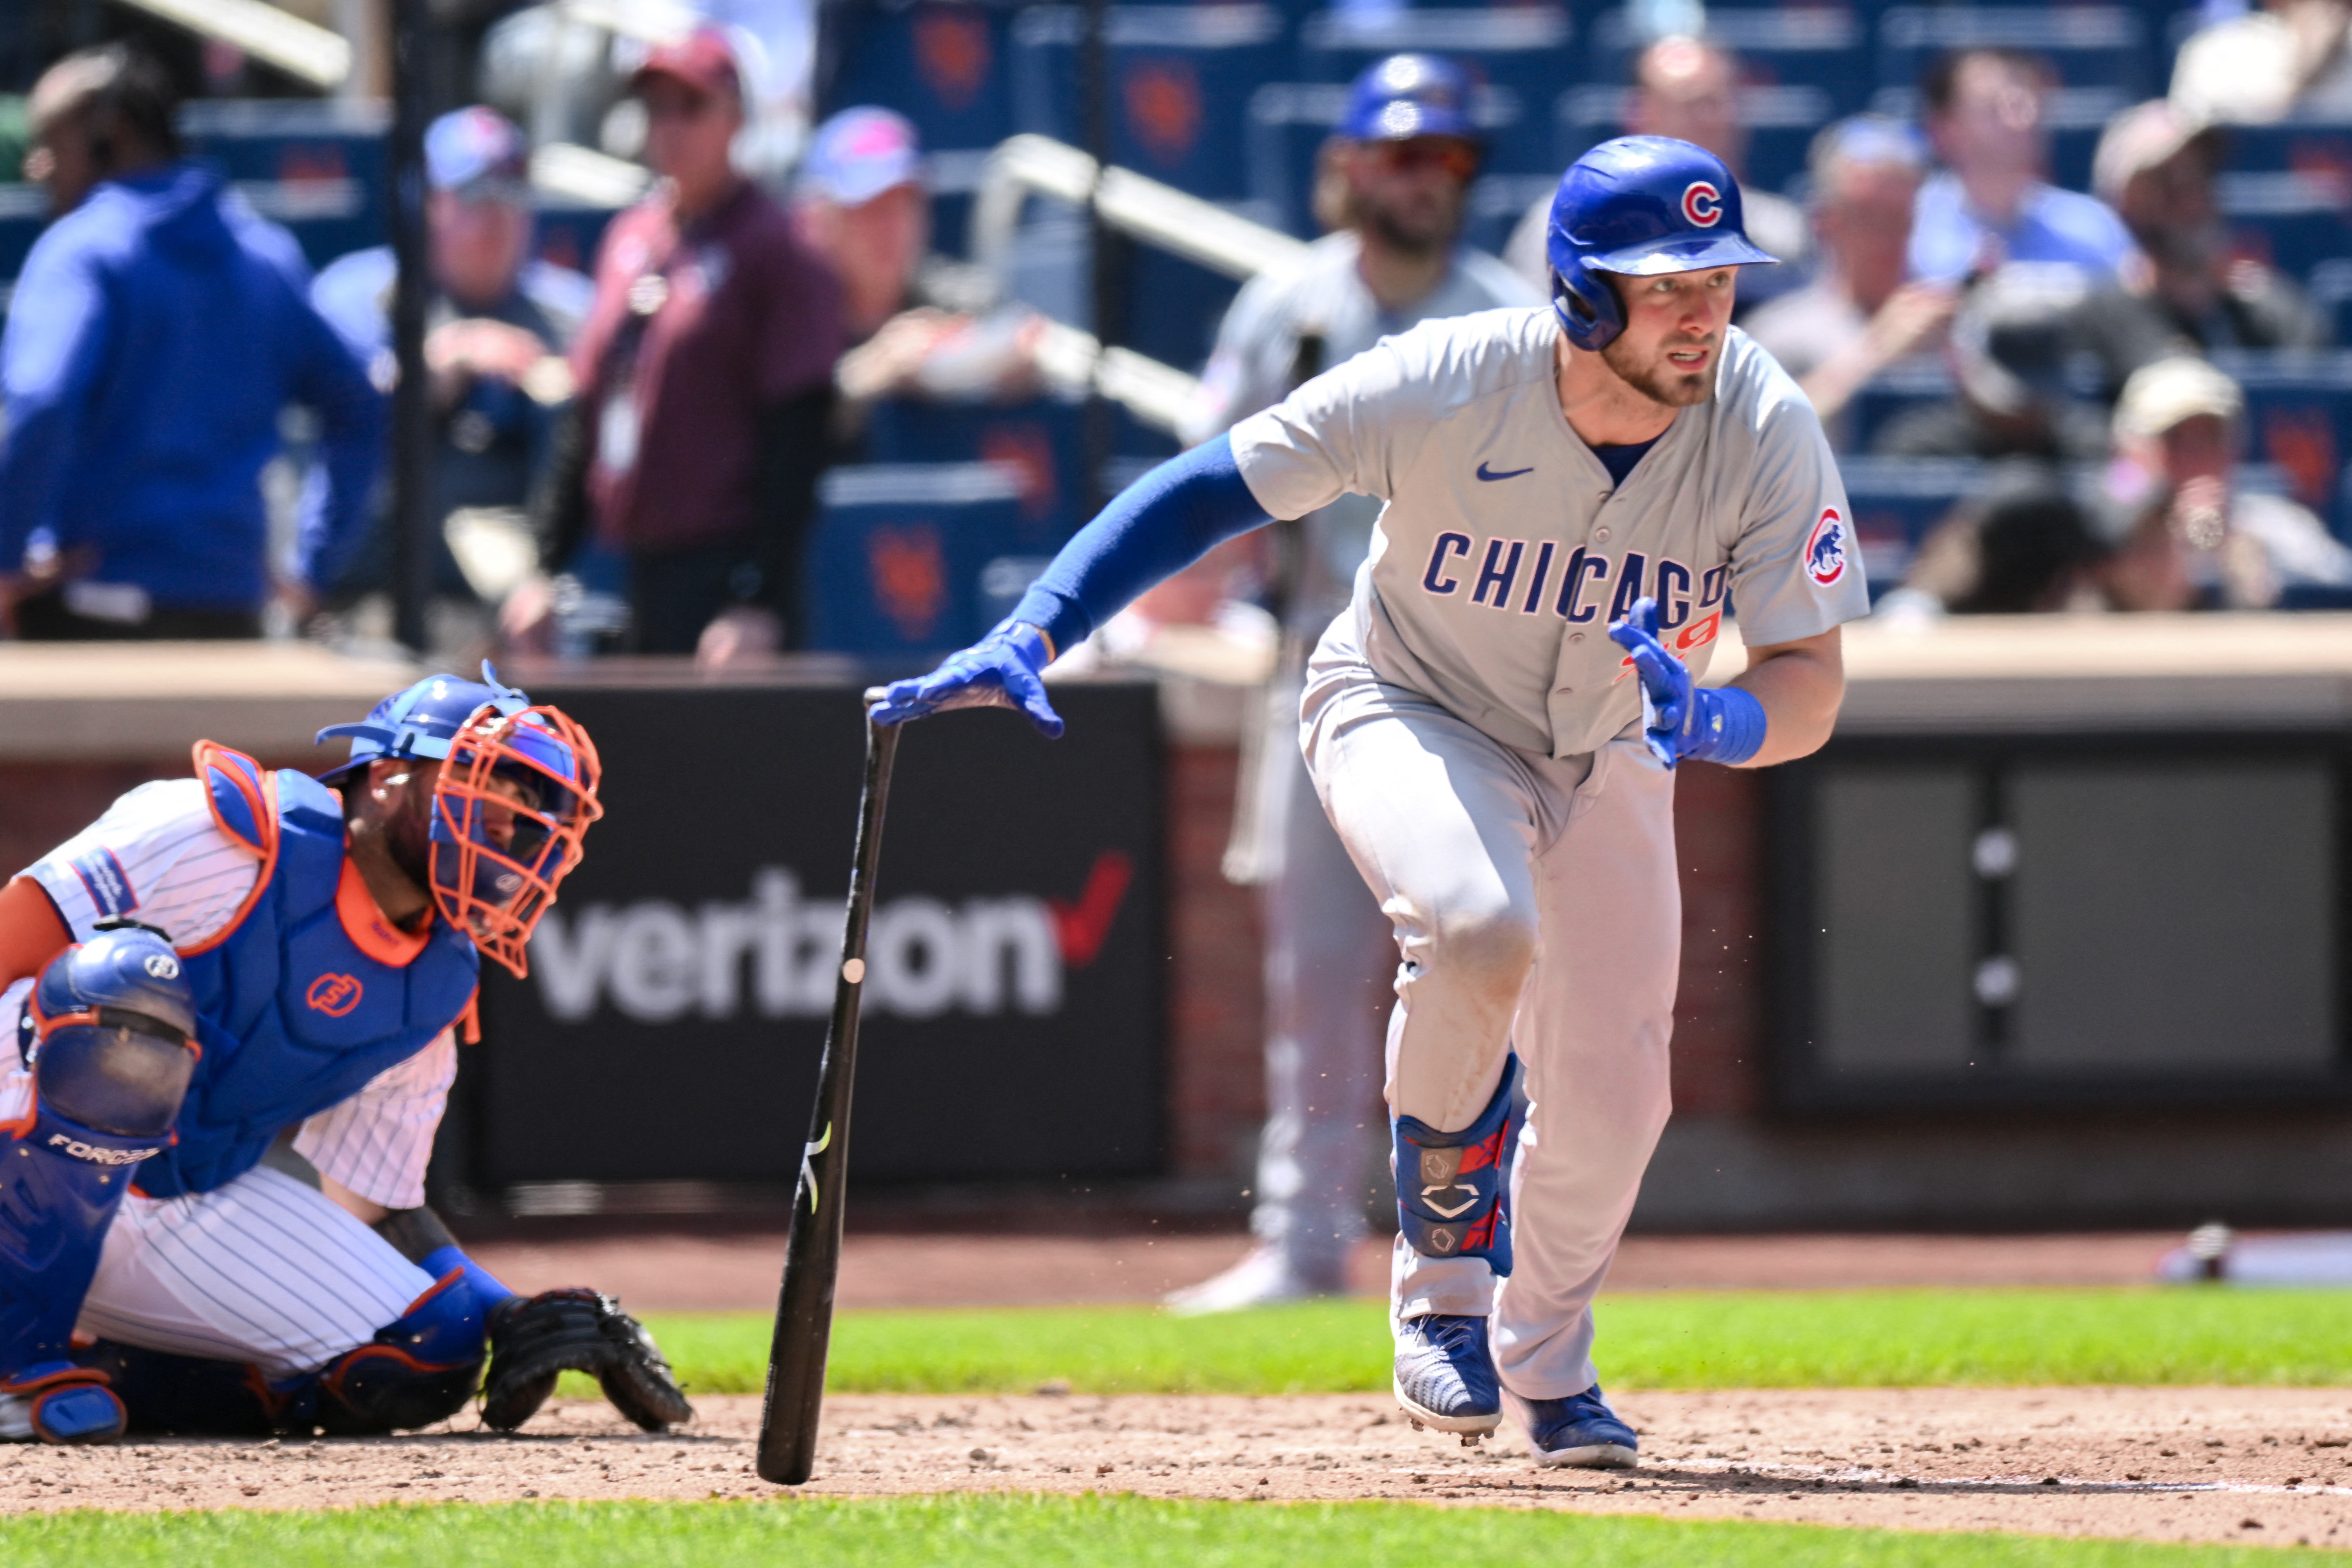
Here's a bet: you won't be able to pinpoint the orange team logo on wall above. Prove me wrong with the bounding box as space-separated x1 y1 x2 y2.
278 144 347 185
870 525 949 642
981 426 1058 520
2263 407 2337 512
307 973 363 1017
914 8 992 112
1124 59 1202 165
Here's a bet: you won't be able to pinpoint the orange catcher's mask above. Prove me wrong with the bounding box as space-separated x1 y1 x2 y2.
429 698 602 978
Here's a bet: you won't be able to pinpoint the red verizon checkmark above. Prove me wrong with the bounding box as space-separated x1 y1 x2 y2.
1048 850 1133 967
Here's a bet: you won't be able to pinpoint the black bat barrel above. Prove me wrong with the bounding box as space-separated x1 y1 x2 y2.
756 697 899 1484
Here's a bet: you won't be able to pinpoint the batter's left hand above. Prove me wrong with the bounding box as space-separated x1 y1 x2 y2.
1607 597 1766 769
869 621 1063 737
1608 597 1693 766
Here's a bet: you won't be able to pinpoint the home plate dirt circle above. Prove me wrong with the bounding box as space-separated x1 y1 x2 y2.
8 1389 2352 1548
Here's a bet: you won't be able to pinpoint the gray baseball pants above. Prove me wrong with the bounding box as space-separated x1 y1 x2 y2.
1302 650 1680 1400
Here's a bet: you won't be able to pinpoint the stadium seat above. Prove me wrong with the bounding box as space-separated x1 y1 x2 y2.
177 98 390 273
1838 454 1987 590
1844 359 1961 455
1009 3 1290 202
805 461 1034 657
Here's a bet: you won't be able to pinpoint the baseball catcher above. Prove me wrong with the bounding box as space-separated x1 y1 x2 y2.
0 667 689 1442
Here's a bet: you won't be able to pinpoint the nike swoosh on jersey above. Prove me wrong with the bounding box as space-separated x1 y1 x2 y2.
1475 461 1534 481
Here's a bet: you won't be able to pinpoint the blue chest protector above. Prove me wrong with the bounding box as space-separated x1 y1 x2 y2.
133 746 480 1198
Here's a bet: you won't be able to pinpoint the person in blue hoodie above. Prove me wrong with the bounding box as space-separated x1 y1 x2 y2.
0 45 384 640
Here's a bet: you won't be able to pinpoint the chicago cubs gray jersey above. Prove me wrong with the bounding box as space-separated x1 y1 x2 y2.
1230 308 1869 759
1187 235 1539 635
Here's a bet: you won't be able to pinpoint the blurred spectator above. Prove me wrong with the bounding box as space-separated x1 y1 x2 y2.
0 45 382 640
2172 0 2352 123
1506 35 1808 292
1873 263 2111 464
1910 49 2136 286
1885 477 2106 617
1744 115 1958 443
1163 54 1536 1315
2098 356 2352 609
792 107 1044 426
309 107 593 640
516 27 844 664
2072 101 2327 399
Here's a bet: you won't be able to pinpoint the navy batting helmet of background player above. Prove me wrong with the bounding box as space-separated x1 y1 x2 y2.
1543 136 1779 351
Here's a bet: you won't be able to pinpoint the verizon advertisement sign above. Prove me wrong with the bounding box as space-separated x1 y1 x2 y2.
467 682 1163 1189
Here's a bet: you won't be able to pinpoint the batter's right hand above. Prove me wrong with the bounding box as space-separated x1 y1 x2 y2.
869 621 1064 737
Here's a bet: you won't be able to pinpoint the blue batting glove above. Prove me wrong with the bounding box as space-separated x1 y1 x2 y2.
1606 597 1765 769
869 621 1064 737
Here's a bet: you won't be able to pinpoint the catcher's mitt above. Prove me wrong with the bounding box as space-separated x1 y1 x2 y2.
481 1288 694 1433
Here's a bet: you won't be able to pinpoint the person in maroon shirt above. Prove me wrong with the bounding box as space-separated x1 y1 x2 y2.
522 27 845 659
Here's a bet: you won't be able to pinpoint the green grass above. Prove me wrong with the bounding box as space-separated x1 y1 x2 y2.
618 1288 2352 1398
0 1494 2339 1567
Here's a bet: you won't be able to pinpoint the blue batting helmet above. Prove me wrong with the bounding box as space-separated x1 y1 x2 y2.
1340 53 1480 144
1545 136 1778 351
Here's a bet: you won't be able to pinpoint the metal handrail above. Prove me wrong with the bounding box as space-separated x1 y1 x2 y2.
970 133 1312 284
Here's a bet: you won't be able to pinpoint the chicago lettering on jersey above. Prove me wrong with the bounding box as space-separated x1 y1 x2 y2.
527 859 1130 1026
1420 535 1729 627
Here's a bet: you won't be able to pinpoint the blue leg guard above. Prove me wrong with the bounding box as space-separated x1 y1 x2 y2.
0 928 197 1391
315 1270 487 1435
1393 1055 1518 1271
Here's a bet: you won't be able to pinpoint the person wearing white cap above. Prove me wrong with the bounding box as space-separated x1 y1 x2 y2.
2101 356 2352 610
2171 0 2352 124
2070 101 2326 403
793 107 1045 416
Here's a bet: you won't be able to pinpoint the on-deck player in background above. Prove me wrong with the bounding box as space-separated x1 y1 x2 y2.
875 136 1868 1466
0 670 688 1443
1169 52 1539 1316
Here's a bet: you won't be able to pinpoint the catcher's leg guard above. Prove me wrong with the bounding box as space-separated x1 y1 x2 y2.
315 1270 487 1435
76 1342 317 1436
0 929 197 1396
1392 1055 1518 1270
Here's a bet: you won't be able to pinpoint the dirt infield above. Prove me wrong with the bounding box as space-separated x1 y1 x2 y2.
467 1231 2186 1311
13 1388 2352 1548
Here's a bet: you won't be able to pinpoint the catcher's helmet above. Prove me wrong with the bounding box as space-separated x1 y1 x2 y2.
1340 53 1480 145
318 664 601 978
1545 136 1778 352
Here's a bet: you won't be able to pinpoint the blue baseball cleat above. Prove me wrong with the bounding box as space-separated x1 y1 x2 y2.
1392 1313 1501 1440
0 1363 125 1445
1508 1383 1638 1469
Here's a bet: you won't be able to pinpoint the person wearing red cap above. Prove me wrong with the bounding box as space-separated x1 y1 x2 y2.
519 26 845 663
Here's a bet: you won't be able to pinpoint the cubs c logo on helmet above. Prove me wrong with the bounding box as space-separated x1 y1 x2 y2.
1805 507 1848 587
1682 181 1723 227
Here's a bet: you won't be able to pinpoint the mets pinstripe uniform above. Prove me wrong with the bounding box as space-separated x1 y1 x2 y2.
874 135 1870 1469
1177 228 1537 1311
0 778 453 1375
0 668 686 1446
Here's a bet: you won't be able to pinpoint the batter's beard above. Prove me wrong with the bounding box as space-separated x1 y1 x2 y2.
1602 334 1719 408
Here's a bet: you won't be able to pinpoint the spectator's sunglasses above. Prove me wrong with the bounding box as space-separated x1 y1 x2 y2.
1363 138 1480 181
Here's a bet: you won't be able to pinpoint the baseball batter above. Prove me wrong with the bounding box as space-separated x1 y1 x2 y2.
1173 52 1538 1315
877 136 1866 1466
0 669 687 1443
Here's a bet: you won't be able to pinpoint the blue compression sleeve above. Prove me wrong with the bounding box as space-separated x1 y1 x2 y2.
1009 432 1272 653
421 1243 517 1309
